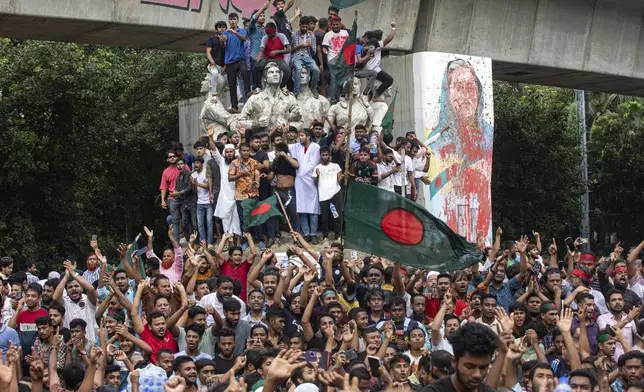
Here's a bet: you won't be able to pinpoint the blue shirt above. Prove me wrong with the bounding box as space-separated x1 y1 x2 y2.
224 27 248 65
0 325 20 362
487 277 521 312
249 14 266 58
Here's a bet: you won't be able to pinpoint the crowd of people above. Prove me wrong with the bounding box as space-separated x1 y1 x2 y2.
205 0 395 112
5 3 644 392
3 226 644 392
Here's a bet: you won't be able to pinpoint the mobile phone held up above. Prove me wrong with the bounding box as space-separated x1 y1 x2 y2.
564 237 576 253
368 356 383 377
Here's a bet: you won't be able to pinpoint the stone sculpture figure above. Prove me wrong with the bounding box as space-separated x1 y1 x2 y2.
199 94 241 136
297 67 330 128
239 62 302 130
325 77 374 133
370 85 393 132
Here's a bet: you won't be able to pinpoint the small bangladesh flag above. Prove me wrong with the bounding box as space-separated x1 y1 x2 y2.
328 15 358 96
329 0 368 9
344 182 479 271
241 195 284 230
381 90 397 136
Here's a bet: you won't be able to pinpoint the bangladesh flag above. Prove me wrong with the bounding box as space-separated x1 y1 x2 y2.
329 0 368 9
328 15 358 96
241 195 283 230
344 182 479 271
381 90 397 136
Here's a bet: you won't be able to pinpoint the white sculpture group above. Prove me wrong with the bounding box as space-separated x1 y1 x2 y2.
199 62 390 136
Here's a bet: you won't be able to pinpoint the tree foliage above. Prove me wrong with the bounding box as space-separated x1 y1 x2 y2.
589 100 644 242
492 82 583 238
0 41 204 268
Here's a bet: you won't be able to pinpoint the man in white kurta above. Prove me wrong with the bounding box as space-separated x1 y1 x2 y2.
212 144 241 236
289 129 320 242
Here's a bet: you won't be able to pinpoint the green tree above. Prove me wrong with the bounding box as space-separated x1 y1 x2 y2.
589 100 644 242
492 82 582 237
0 41 204 269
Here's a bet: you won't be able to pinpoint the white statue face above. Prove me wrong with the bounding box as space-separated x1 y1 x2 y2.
266 65 281 86
300 68 311 86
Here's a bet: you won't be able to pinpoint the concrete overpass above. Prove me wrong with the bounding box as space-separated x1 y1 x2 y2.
1 0 644 94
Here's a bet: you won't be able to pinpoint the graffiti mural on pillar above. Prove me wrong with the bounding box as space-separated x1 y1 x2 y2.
141 0 266 17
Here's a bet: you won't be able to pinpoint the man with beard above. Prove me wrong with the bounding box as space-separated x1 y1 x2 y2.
132 306 178 364
612 351 644 392
242 289 267 327
410 293 430 326
421 322 503 392
48 303 70 342
228 143 262 249
81 251 101 286
212 298 251 356
52 260 98 343
141 274 183 318
35 316 67 373
199 275 247 323
9 283 49 359
247 251 285 307
376 147 398 192
598 259 643 313
215 233 257 302
173 356 199 392
524 302 559 351
214 327 238 374
571 292 599 355
377 297 429 351
208 128 242 238
41 278 58 309
290 129 321 244
598 289 640 362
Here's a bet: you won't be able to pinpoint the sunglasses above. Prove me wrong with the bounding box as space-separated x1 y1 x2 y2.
167 155 176 159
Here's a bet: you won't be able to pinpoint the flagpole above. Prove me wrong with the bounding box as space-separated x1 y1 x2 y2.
274 192 294 233
339 10 358 248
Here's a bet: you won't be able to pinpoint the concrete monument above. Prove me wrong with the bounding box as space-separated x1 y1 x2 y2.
297 67 330 128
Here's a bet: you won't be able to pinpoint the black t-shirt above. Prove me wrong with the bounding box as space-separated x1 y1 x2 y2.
272 10 292 43
272 155 298 178
420 376 494 392
206 35 226 66
214 354 235 374
252 150 271 199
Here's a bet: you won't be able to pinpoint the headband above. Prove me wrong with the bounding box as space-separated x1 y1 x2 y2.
224 143 235 151
613 266 627 276
106 308 125 323
597 333 614 344
571 269 589 279
265 27 277 35
579 253 596 263
319 289 336 301
540 303 558 313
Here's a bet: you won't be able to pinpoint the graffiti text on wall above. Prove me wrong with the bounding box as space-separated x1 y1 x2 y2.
141 0 267 17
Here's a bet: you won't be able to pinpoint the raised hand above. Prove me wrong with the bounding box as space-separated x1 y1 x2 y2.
507 340 527 362
549 239 557 255
29 355 44 381
442 291 452 306
495 307 514 332
496 227 503 237
516 235 529 253
557 307 574 333
629 306 642 321
144 226 154 239
266 349 307 381
89 346 104 366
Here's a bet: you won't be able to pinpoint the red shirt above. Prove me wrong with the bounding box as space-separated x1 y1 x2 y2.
160 166 180 199
425 297 467 320
264 35 286 60
221 259 252 301
140 325 177 363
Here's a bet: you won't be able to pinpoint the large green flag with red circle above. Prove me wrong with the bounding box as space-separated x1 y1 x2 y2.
241 195 283 230
344 182 478 271
328 16 358 96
